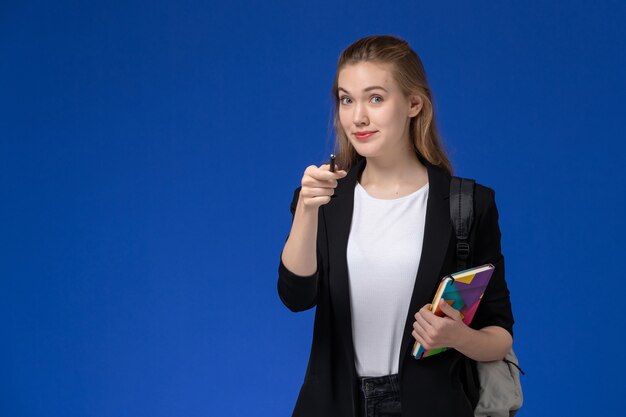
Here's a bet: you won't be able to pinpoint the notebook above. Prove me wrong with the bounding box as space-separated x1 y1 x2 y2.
411 263 495 359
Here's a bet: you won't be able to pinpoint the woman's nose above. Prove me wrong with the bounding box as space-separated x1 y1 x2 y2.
353 104 369 125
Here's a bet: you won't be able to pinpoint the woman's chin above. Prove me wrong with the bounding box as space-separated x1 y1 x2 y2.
351 145 381 159
350 140 379 156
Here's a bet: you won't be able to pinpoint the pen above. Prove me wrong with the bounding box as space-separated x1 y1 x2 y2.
329 154 336 173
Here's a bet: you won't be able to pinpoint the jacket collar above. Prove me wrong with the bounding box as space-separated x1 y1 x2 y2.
336 155 450 200
323 155 453 380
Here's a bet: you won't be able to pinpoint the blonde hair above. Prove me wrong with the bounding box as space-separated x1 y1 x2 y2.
331 35 453 175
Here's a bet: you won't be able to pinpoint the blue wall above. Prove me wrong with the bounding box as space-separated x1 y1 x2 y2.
1 1 624 415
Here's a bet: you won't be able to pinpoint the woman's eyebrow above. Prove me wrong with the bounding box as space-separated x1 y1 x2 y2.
338 86 389 94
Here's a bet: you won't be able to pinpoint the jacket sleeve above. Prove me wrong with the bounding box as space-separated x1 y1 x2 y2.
469 186 515 337
277 186 320 312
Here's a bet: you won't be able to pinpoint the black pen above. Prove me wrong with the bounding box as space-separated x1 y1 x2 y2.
329 154 336 173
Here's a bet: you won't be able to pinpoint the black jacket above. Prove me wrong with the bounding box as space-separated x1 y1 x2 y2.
278 156 514 417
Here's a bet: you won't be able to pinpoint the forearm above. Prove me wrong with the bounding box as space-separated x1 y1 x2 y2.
281 197 319 276
454 325 512 362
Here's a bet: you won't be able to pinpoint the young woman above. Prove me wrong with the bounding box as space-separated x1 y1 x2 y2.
277 35 514 417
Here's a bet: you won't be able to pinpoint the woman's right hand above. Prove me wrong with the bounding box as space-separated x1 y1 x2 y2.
280 163 347 279
299 163 348 210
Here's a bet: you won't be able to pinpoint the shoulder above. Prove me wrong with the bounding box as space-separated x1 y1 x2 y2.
424 160 495 206
449 174 499 225
471 181 501 233
473 182 497 212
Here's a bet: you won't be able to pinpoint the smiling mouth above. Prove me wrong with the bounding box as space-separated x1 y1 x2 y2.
354 131 377 140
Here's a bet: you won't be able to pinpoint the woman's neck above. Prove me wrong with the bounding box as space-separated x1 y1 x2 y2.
359 150 428 198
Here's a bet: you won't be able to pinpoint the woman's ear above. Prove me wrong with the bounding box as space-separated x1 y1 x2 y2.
408 94 423 118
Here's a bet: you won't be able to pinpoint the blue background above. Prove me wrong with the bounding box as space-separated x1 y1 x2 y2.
1 1 624 416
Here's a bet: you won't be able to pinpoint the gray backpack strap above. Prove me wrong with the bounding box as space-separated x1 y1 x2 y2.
450 177 475 271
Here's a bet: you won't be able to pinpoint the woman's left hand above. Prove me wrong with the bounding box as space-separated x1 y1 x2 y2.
412 299 468 351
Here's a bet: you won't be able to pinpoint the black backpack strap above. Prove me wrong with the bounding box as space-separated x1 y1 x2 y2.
450 176 479 409
449 177 475 271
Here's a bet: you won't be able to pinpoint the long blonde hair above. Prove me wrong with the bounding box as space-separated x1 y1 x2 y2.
330 35 453 175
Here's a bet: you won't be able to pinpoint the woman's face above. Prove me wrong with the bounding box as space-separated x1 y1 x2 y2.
337 61 422 161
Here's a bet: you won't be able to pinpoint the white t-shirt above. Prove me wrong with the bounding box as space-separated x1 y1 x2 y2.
347 180 429 377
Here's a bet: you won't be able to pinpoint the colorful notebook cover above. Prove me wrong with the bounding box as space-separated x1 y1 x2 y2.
411 263 495 359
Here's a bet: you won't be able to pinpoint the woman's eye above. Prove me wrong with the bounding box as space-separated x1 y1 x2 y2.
340 97 352 105
371 96 383 104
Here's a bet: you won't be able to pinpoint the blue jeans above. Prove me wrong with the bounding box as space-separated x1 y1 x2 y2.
357 373 402 417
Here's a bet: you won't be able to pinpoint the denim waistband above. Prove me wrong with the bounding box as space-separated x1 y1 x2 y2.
358 373 400 399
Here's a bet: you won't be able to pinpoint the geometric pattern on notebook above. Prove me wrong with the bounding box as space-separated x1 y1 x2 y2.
418 266 494 359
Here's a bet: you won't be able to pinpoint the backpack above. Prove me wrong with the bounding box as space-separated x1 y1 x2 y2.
450 177 524 417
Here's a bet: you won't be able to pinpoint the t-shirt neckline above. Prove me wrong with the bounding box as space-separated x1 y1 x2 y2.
355 181 429 202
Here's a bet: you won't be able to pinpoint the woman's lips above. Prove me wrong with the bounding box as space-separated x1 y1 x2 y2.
354 131 377 140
